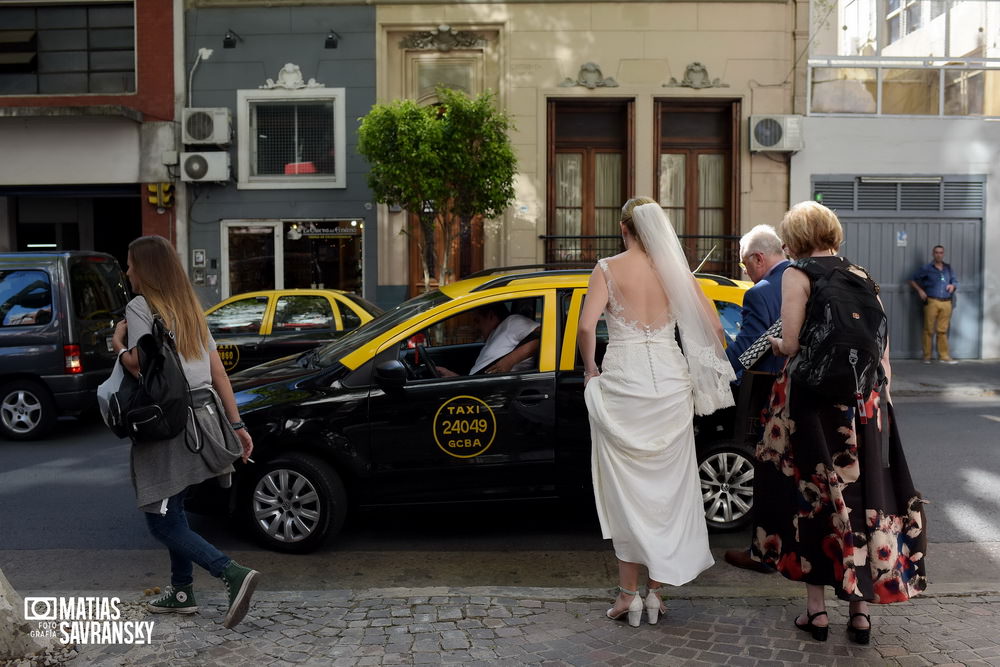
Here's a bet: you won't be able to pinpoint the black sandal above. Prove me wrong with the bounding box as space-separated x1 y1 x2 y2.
847 612 871 645
794 610 829 642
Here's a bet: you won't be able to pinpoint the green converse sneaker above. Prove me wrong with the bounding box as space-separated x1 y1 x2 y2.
220 561 260 629
147 584 198 614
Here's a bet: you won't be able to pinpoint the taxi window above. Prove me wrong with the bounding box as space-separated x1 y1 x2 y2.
273 295 334 333
0 270 52 327
715 300 742 345
337 302 362 331
207 296 268 335
564 290 608 369
403 296 543 378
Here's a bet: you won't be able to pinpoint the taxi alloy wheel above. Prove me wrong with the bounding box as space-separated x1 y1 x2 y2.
0 380 56 441
247 453 347 553
698 442 755 531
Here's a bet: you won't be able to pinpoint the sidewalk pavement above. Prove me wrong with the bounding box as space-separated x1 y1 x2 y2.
23 540 1000 667
51 586 1000 667
891 359 1000 397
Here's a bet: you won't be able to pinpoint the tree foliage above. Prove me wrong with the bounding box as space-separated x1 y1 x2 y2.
357 88 517 288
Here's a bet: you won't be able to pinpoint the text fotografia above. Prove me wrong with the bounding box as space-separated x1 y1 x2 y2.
24 597 154 645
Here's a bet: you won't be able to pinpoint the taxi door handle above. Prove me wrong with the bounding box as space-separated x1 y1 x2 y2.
514 390 549 406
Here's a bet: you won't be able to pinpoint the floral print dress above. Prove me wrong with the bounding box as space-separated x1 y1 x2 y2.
751 328 928 602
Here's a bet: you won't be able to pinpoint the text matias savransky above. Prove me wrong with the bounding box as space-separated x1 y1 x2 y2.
25 596 154 645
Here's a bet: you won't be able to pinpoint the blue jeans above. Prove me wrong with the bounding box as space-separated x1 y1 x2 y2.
144 489 230 588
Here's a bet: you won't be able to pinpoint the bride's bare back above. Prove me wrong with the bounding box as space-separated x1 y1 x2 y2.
602 250 672 332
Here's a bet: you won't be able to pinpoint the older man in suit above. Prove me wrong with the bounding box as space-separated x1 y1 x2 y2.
725 224 789 380
724 224 789 573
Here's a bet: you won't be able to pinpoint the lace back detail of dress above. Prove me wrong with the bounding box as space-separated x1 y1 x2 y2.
598 257 674 337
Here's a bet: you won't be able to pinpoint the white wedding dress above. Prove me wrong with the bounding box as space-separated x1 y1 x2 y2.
585 257 715 585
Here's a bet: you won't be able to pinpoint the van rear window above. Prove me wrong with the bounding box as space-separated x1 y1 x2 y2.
0 270 52 327
70 261 128 320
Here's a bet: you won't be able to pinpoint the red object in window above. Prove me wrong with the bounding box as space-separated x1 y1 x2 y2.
284 162 317 174
64 345 83 374
406 333 426 349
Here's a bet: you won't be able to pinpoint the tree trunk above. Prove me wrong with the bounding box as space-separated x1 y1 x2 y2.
0 565 58 660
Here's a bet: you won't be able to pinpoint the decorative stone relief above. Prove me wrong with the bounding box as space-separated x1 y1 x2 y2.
259 63 325 90
400 24 486 52
663 62 729 89
559 63 618 89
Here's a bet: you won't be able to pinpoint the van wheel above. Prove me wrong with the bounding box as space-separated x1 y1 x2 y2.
0 380 56 441
245 453 346 553
698 441 755 531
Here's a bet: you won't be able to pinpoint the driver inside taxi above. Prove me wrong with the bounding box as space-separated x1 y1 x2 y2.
436 303 540 377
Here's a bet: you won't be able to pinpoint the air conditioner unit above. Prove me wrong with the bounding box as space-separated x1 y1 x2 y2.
182 107 231 145
180 152 230 182
749 115 804 152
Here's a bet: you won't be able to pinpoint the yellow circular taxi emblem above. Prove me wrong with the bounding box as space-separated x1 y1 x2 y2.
218 344 240 371
433 395 497 459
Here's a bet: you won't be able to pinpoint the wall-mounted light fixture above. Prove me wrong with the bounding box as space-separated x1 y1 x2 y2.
223 28 243 49
187 47 214 107
325 29 341 49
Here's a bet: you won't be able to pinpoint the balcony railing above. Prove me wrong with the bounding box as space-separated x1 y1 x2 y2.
540 234 742 279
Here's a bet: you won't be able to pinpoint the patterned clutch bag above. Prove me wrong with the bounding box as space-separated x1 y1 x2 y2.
738 319 782 369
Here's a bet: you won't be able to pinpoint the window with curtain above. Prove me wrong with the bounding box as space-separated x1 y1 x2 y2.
547 101 631 263
656 101 738 274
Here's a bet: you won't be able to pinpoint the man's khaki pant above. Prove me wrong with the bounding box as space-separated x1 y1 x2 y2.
922 297 953 361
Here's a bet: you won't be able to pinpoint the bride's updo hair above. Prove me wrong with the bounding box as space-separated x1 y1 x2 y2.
620 196 658 251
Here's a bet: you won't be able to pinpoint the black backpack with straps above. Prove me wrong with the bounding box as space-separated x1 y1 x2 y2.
108 317 192 442
788 257 887 406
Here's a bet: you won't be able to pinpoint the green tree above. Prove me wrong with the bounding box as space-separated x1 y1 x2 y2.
357 89 517 289
436 88 517 283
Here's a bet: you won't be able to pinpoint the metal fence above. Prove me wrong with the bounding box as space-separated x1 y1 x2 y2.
539 234 742 279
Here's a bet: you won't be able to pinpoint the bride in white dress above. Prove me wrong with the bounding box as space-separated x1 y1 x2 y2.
578 198 736 627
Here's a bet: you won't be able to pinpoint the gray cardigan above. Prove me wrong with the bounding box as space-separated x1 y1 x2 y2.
125 297 238 512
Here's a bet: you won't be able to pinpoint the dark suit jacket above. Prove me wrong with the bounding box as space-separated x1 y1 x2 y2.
726 260 789 381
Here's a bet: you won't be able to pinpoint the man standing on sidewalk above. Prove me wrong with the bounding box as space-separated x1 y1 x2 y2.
723 225 788 574
909 245 959 364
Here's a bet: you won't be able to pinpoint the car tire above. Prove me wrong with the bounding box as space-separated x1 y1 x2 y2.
245 453 347 553
0 380 56 441
697 440 755 532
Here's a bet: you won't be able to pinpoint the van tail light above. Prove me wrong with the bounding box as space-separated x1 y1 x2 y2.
64 345 83 374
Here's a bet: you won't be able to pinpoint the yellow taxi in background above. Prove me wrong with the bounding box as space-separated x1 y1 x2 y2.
190 268 753 553
205 289 382 373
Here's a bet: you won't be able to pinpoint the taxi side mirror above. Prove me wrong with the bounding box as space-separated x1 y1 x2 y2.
373 359 407 389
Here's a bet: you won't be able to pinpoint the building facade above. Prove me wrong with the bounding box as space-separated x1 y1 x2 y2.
374 1 799 304
792 0 999 358
0 0 179 268
183 2 377 305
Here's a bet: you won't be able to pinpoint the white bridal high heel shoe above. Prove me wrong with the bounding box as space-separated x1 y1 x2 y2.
606 587 643 627
645 587 667 625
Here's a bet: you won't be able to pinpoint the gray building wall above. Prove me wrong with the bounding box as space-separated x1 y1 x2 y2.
185 5 377 305
791 117 1000 359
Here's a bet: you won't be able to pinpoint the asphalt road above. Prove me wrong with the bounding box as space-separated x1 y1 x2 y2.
1 395 998 592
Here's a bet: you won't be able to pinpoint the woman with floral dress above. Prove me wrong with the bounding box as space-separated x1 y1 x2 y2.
751 201 927 644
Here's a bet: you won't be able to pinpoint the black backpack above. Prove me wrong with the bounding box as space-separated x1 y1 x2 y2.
789 257 887 406
108 317 192 442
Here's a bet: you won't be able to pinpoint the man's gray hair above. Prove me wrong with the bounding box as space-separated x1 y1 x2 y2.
740 224 784 258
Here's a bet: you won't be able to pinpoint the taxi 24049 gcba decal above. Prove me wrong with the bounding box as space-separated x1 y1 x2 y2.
433 395 497 458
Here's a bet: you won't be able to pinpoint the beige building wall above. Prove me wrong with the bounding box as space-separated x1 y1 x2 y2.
376 1 797 289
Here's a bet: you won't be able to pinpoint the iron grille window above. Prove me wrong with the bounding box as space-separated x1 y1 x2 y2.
238 87 346 189
250 101 337 177
0 2 134 95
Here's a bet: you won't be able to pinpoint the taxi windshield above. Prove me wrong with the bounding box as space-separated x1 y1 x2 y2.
313 289 450 366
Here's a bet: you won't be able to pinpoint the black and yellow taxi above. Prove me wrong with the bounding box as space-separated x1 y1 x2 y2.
191 267 753 553
205 289 382 373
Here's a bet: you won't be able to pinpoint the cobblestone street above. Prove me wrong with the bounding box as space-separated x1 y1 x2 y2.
66 588 1000 666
